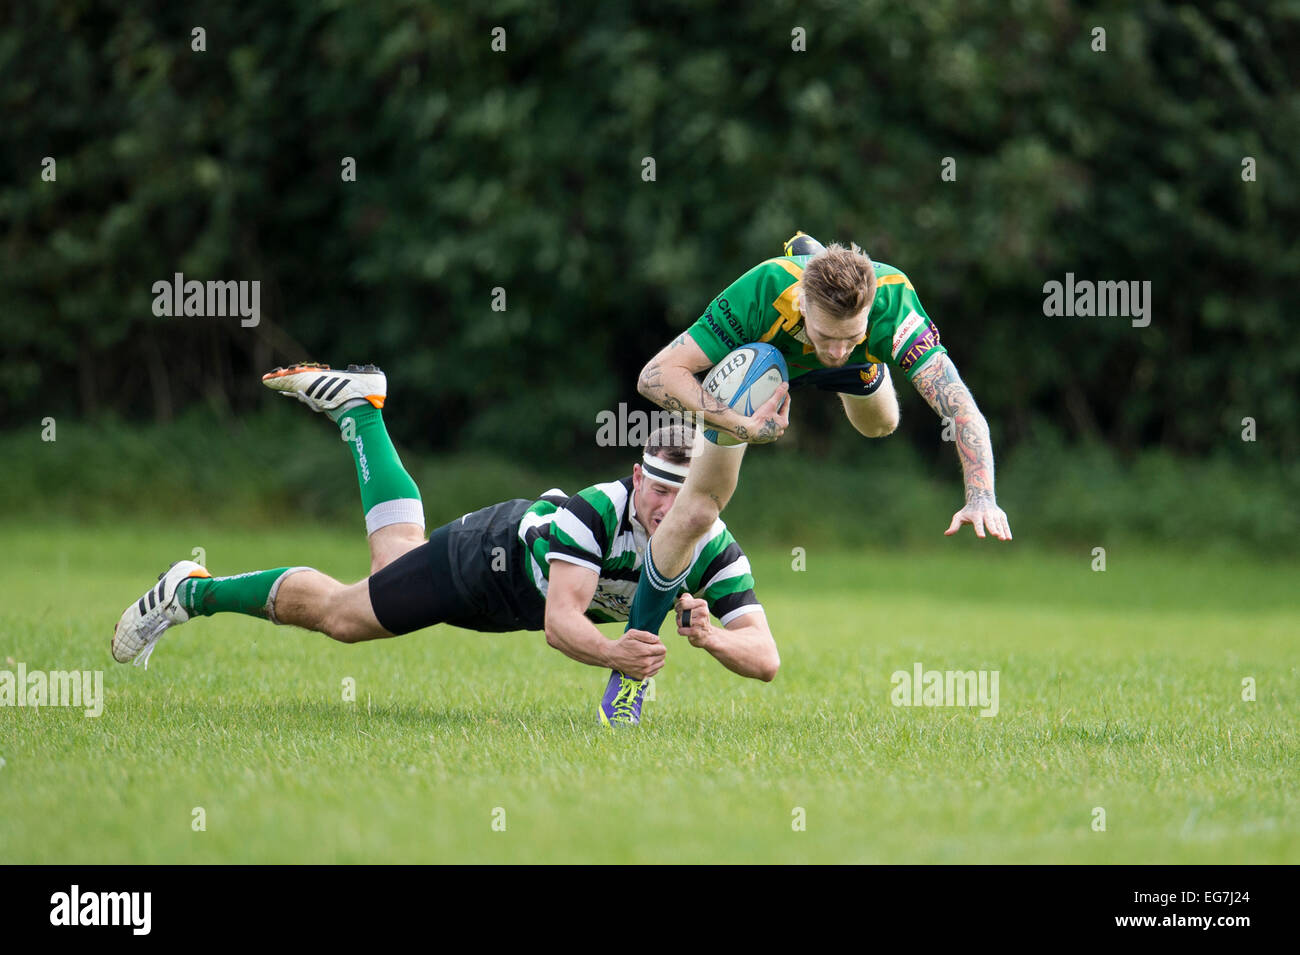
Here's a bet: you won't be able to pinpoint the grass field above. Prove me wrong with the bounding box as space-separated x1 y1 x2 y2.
1 520 1296 863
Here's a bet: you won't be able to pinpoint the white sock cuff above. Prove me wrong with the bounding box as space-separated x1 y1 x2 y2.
365 498 426 535
644 541 691 592
266 567 314 625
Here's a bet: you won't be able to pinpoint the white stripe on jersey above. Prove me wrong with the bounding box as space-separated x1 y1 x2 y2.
518 509 554 597
546 552 603 575
690 519 726 563
719 603 763 626
554 507 602 558
700 554 752 595
593 478 630 514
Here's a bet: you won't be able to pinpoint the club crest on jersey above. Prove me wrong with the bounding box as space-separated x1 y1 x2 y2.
593 588 632 618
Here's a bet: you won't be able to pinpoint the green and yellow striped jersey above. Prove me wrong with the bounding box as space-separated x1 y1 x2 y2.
687 255 947 381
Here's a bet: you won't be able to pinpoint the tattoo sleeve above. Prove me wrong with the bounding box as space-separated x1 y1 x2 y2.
638 355 736 431
910 354 996 505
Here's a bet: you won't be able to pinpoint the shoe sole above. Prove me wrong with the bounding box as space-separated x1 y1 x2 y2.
112 562 211 663
262 362 386 409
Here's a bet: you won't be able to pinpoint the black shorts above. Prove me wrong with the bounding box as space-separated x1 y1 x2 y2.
367 499 547 636
789 362 887 397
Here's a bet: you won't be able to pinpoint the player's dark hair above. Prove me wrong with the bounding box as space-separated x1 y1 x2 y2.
644 422 695 465
801 242 876 319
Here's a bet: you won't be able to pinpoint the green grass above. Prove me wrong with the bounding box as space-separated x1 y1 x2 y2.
1 521 1296 863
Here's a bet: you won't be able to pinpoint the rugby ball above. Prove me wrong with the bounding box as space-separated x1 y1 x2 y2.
700 344 789 446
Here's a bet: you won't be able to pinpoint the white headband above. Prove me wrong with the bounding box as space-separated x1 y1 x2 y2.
641 452 690 488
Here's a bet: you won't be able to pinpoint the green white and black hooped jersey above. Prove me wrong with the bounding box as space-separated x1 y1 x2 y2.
517 476 762 625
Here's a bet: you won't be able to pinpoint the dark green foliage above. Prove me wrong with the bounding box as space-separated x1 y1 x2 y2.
2 1 1297 470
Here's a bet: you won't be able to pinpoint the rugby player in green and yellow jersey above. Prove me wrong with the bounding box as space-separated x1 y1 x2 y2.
620 233 1012 663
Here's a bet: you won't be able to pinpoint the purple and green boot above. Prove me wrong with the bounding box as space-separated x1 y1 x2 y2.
599 670 650 727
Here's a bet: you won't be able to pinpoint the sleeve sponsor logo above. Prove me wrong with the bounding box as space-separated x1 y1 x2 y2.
892 309 925 361
703 304 740 351
716 297 746 336
898 320 942 373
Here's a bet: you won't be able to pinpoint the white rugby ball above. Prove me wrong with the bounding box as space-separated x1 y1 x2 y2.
700 343 789 446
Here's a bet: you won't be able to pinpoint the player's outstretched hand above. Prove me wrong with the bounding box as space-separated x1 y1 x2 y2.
673 593 713 648
734 384 790 444
608 629 667 680
945 500 1013 541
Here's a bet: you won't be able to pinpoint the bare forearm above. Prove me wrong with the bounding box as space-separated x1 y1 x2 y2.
637 360 748 436
544 610 612 669
638 333 791 443
698 623 779 682
952 405 995 504
912 356 997 503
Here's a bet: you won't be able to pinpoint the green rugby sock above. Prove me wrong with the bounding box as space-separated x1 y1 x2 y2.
180 568 299 619
334 405 424 534
624 541 690 636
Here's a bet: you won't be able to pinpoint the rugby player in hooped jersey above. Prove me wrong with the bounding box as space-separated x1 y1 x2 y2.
619 233 1012 682
110 363 777 727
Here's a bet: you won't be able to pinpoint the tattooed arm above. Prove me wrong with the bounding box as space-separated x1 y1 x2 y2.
909 353 1012 540
637 333 790 443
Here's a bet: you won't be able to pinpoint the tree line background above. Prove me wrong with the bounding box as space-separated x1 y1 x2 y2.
2 1 1297 545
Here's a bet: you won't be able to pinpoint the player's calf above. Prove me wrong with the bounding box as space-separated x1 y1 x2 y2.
112 562 311 666
113 562 393 658
262 362 426 544
315 580 394 644
254 570 389 643
644 436 746 577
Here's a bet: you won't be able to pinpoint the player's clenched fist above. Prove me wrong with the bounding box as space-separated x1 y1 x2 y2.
674 593 713 648
732 385 790 444
606 629 666 680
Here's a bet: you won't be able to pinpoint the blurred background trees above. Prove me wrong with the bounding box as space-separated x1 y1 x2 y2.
2 0 1297 542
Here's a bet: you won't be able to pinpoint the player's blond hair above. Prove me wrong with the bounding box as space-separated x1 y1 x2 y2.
800 242 876 320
